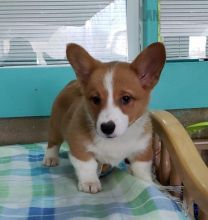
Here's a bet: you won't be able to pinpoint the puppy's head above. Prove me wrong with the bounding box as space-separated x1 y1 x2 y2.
66 43 166 138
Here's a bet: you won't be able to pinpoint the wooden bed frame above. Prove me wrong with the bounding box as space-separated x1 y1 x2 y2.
151 111 208 220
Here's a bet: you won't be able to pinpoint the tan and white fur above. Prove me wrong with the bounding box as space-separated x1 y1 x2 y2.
43 42 166 194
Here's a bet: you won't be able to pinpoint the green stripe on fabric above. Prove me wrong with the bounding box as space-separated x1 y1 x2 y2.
131 189 158 215
33 184 54 197
23 143 45 151
0 182 9 198
52 194 173 218
0 170 11 176
0 156 12 164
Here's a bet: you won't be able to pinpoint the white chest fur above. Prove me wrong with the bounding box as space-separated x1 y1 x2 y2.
87 113 152 166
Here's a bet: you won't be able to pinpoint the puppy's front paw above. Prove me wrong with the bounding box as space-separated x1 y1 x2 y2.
43 146 60 167
43 157 59 167
78 181 102 194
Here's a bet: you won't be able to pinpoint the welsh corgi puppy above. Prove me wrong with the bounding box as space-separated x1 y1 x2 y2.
43 42 166 193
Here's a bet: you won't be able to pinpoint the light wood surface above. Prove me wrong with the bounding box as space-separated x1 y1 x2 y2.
151 111 208 215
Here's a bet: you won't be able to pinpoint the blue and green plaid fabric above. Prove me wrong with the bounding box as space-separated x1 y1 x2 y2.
0 143 189 220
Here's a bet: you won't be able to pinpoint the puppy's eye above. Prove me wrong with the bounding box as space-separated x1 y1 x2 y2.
91 96 101 105
121 95 132 105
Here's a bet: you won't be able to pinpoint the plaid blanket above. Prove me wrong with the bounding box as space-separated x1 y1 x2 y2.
0 143 189 220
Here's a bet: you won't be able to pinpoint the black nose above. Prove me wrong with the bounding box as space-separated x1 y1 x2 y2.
101 121 115 135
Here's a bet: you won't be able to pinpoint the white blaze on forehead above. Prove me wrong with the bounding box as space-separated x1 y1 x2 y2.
96 70 129 137
103 71 114 108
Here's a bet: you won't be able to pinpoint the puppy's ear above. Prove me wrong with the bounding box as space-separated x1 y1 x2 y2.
130 42 166 90
66 43 100 82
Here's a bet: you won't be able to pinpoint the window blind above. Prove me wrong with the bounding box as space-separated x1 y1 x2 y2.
160 0 208 60
0 0 127 67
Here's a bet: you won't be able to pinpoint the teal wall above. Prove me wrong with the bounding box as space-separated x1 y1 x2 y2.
0 66 75 117
1 60 208 118
150 61 208 110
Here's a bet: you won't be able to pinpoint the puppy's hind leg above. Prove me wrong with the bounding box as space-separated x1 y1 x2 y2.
129 144 153 183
